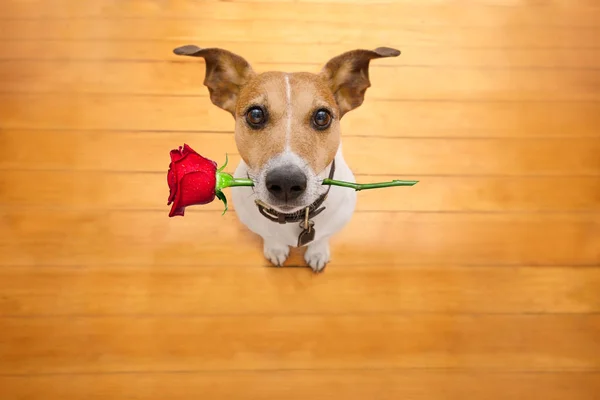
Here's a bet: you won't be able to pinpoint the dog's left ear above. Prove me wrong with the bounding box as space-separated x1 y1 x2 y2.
173 45 256 116
319 47 400 117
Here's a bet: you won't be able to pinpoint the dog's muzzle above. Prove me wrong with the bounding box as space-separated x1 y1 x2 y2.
255 159 336 225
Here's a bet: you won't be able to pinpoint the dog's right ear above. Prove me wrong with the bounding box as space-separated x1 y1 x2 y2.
173 45 256 116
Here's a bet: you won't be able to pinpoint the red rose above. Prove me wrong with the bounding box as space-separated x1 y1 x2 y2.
167 144 255 217
167 144 218 217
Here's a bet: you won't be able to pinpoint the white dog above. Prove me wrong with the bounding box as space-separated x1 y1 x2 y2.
174 45 400 272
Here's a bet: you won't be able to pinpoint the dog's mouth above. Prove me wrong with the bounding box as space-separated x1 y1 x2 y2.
259 199 313 214
273 204 296 212
272 202 309 213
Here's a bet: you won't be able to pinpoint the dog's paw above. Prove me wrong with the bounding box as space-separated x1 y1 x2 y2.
304 240 330 273
263 240 290 267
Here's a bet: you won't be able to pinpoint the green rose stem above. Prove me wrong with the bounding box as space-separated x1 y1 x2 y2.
321 178 418 191
213 154 419 214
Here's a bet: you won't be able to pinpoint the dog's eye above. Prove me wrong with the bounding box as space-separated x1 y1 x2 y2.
312 109 332 130
246 106 266 128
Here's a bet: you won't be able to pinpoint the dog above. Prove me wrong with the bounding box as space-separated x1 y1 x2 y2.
173 45 400 272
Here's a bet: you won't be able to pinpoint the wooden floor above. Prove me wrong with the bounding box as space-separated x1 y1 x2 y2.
1 0 600 398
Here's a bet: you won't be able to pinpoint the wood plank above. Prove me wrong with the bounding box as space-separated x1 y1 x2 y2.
267 0 600 4
2 171 599 212
215 0 600 5
1 130 598 176
1 265 599 316
3 61 599 101
3 41 600 68
0 315 598 374
2 0 600 27
3 20 599 48
1 371 599 400
1 210 598 266
2 95 597 137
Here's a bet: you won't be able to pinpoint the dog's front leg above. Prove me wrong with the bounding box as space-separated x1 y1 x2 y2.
263 237 290 267
304 237 331 273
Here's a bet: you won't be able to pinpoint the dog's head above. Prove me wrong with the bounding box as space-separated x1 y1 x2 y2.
173 45 400 213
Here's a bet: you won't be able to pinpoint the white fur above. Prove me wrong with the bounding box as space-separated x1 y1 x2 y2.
284 74 292 151
231 145 357 272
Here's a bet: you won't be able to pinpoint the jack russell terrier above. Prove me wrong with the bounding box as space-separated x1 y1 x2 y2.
173 45 400 272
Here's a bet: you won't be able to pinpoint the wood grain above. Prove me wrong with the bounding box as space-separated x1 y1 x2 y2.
3 41 600 69
3 0 600 26
2 210 598 266
2 371 599 400
4 20 600 49
1 315 599 374
1 265 599 316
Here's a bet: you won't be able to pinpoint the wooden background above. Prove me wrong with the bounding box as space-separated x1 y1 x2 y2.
1 0 599 398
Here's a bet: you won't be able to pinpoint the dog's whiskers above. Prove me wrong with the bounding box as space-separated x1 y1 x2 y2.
246 171 258 196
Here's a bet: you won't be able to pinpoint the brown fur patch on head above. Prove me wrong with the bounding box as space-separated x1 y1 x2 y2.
287 72 340 174
234 71 289 169
234 71 341 174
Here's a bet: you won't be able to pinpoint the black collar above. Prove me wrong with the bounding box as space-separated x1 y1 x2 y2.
255 159 336 224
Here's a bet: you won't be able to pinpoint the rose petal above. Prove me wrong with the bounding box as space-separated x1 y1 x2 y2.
182 143 199 156
167 175 177 205
177 171 216 206
169 204 186 217
169 146 185 163
168 179 186 217
167 157 180 205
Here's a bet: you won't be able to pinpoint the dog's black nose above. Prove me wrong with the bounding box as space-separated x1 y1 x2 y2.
266 165 307 202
